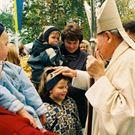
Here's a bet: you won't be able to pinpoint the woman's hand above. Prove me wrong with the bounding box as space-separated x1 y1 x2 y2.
17 108 37 128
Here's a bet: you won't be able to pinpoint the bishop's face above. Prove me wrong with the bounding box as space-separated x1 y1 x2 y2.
96 31 119 61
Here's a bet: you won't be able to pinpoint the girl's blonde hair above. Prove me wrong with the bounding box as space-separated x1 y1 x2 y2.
7 44 20 66
38 67 69 100
80 39 92 54
38 67 54 94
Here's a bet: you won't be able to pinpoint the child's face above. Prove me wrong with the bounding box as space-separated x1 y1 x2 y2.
50 79 68 104
48 32 60 45
64 39 80 53
80 43 87 52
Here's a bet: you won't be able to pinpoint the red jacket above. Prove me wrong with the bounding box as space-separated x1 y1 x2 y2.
0 107 58 135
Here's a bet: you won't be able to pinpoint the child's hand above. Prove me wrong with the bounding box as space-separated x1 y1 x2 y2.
40 114 46 125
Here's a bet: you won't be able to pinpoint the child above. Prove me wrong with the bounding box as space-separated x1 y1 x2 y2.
39 67 82 135
28 26 63 89
79 39 91 54
7 44 32 79
19 44 32 79
7 44 20 66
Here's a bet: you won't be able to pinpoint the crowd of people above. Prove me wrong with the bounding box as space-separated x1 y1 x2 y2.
0 0 135 134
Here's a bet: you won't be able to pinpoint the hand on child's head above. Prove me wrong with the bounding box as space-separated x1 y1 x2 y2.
53 66 77 78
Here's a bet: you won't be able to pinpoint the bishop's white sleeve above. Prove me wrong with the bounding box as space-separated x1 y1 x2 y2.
85 75 135 134
72 70 90 90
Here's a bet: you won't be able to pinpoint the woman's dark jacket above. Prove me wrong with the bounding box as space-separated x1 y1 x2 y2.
60 44 89 128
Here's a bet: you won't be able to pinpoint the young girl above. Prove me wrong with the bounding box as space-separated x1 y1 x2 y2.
28 26 63 89
79 39 92 54
19 44 32 79
7 44 20 66
39 67 82 135
7 44 32 79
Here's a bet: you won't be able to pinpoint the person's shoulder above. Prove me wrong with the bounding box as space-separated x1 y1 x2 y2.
4 61 22 74
118 43 135 65
65 96 76 104
79 50 89 57
127 48 135 60
5 61 21 69
33 39 42 45
122 41 135 57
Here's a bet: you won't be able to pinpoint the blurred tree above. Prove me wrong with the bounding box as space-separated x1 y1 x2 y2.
21 0 90 44
0 0 134 44
0 11 15 42
0 12 14 32
117 0 135 23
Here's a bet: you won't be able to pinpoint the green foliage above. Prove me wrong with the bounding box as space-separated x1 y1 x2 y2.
117 0 135 23
21 0 90 44
0 0 134 44
0 12 14 33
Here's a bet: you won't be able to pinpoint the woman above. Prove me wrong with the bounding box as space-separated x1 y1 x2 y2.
60 22 88 128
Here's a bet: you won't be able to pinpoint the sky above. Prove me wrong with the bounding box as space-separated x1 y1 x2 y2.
0 0 11 11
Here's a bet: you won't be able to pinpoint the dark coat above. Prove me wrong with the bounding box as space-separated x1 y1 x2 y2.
60 44 89 128
28 39 63 85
